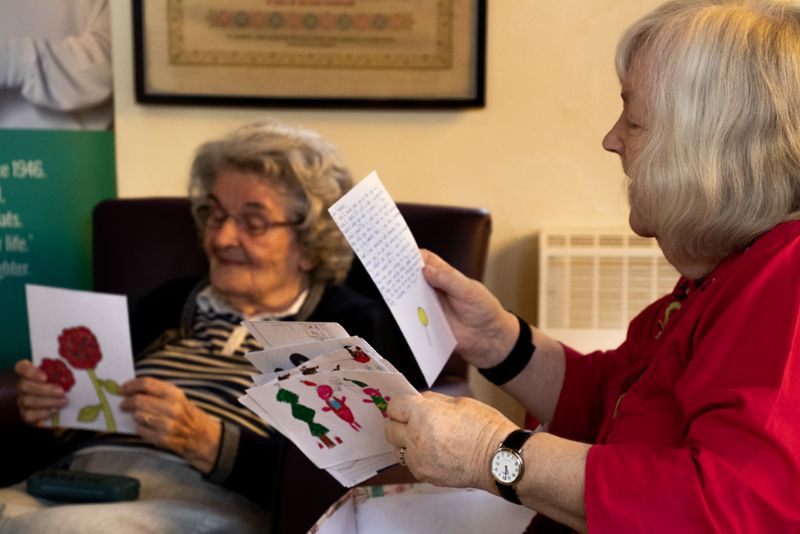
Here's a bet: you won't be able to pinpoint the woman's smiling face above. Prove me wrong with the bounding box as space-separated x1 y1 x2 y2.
203 169 313 314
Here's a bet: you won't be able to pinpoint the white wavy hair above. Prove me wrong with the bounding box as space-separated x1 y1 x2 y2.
618 0 800 264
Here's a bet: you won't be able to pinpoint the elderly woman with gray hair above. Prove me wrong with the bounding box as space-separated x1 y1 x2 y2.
3 120 413 533
385 1 800 532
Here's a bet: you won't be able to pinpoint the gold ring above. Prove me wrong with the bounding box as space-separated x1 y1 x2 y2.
143 413 151 425
399 447 407 466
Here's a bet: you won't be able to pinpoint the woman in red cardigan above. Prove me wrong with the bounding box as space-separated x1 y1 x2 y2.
386 1 800 532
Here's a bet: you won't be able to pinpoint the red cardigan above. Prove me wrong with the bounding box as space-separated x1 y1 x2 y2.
548 221 800 532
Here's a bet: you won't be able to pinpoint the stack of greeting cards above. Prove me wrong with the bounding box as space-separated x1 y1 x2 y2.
240 171 458 487
239 321 419 487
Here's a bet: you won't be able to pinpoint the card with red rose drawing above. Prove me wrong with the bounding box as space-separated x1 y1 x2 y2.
25 284 137 434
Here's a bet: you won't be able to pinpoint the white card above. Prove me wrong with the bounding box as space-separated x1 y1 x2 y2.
25 284 137 434
329 171 456 386
326 451 397 487
273 348 391 380
238 393 284 435
246 336 391 378
314 485 537 534
243 320 349 349
248 369 419 469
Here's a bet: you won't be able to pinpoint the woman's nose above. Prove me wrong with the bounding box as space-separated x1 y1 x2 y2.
602 117 625 156
211 217 242 245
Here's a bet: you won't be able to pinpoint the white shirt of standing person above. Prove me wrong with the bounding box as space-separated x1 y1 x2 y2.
0 0 113 130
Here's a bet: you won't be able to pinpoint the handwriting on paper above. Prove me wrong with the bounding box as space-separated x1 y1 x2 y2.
331 180 419 307
329 172 456 386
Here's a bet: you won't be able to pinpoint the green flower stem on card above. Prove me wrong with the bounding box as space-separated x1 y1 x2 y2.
51 413 59 428
87 368 116 432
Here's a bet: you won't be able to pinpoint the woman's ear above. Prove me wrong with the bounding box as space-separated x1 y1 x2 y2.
300 254 318 272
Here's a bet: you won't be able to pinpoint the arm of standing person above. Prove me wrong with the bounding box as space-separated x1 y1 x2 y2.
0 0 112 111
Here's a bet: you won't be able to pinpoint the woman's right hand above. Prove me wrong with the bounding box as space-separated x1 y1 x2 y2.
421 249 520 368
15 359 67 426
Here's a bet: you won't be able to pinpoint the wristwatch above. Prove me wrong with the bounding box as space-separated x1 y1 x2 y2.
490 428 536 504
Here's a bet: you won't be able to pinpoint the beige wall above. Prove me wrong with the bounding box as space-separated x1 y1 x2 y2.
110 0 662 422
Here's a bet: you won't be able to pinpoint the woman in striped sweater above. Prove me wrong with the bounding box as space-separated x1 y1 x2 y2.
4 120 413 533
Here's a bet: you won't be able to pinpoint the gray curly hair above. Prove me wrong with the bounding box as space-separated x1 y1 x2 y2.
189 119 354 285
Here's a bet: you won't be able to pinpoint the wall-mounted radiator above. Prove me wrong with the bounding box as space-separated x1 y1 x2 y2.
538 229 680 353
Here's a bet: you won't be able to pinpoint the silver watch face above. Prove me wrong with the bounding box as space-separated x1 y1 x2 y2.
491 449 523 485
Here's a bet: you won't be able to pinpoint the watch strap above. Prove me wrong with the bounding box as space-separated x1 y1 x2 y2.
497 479 522 505
495 429 536 504
504 428 535 450
478 314 535 386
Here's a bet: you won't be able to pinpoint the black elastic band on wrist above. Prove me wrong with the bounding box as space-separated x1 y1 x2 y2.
478 314 535 386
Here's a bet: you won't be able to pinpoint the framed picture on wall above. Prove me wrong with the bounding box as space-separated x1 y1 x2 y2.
132 0 487 109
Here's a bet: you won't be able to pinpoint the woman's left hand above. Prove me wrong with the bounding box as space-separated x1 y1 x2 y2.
120 377 221 474
385 391 517 491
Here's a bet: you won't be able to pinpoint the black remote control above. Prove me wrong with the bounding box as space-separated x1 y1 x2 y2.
27 469 140 502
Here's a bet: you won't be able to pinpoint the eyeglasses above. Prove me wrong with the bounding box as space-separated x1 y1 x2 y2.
197 201 298 236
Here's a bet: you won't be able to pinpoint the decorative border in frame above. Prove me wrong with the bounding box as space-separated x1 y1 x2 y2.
133 0 487 109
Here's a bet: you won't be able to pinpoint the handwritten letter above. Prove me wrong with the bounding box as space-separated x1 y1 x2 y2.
329 171 456 386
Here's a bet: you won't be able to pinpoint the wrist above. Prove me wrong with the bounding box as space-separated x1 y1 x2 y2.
186 417 222 474
478 420 519 492
488 427 541 504
478 313 535 385
472 310 520 368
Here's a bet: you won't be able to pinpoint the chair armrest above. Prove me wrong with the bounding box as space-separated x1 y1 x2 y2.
0 369 21 427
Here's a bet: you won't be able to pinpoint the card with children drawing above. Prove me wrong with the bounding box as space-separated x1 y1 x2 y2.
239 320 421 485
247 369 419 469
247 337 399 385
251 351 383 387
25 284 137 434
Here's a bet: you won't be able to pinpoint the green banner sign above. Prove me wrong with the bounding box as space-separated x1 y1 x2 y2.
0 129 116 369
